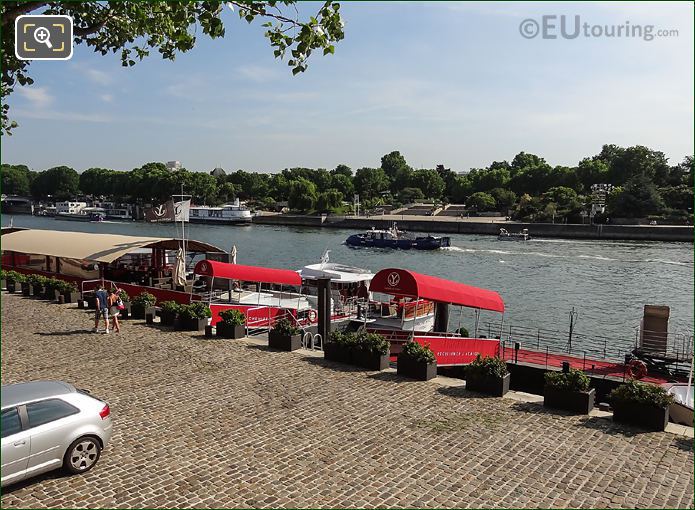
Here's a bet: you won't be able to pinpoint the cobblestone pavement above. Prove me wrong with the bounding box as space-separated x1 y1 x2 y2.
1 293 693 509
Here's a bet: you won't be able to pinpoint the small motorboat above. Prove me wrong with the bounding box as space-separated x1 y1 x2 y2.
345 224 450 250
662 383 694 426
498 228 530 241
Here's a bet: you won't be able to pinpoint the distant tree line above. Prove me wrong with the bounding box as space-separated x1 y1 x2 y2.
1 145 692 221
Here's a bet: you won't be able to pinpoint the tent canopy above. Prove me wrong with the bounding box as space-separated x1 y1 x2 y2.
369 268 504 313
1 229 224 264
194 259 301 286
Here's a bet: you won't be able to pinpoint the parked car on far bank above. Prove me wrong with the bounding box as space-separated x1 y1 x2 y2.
1 380 113 487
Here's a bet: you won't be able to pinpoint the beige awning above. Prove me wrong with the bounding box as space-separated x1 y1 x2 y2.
1 229 224 263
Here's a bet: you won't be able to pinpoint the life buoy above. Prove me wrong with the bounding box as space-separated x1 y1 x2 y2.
626 359 647 379
307 310 318 323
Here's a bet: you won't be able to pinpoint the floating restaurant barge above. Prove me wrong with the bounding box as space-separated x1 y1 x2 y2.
2 228 692 400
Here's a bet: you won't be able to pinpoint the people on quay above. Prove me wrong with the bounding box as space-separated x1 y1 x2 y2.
108 288 123 334
93 285 110 334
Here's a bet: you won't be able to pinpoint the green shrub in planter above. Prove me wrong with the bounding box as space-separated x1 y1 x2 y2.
466 355 510 397
4 270 24 292
457 326 470 337
268 317 302 351
25 274 48 297
398 341 437 380
131 292 157 319
544 368 595 414
353 331 390 370
609 380 674 431
159 300 181 327
324 330 352 363
216 309 246 339
179 301 211 331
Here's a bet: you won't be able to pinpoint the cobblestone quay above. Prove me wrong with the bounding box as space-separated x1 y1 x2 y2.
1 293 693 508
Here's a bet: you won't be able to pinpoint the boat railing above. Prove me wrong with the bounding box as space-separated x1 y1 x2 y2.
486 320 694 376
634 328 694 362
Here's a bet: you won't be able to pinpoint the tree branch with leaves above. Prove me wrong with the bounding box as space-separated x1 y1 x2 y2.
0 0 344 134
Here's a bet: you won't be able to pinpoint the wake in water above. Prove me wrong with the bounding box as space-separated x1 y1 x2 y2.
443 245 691 266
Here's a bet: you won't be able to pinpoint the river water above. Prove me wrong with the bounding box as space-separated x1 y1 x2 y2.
7 216 694 355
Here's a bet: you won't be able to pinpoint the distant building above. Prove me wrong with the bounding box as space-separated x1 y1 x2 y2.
166 161 182 171
211 167 226 177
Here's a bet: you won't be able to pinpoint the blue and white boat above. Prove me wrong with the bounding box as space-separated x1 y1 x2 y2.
345 225 450 250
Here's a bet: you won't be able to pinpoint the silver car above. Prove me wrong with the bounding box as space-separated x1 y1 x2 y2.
1 380 113 487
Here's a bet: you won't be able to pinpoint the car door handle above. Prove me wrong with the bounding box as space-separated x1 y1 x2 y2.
13 441 26 447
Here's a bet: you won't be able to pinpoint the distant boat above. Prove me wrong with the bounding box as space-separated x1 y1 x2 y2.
498 228 531 241
189 199 252 225
56 207 106 222
345 224 450 250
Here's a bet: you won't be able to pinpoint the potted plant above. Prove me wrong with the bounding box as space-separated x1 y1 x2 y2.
159 300 181 327
268 317 302 351
609 380 674 431
397 341 437 381
0 269 5 291
43 277 60 300
544 368 595 414
5 271 24 293
26 274 48 297
465 355 510 397
131 291 157 320
324 330 351 363
179 301 211 331
216 309 246 339
354 332 390 370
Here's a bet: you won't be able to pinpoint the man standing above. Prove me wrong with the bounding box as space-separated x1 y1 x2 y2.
93 285 110 334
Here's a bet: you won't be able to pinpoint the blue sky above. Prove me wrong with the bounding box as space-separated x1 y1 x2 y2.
3 1 693 174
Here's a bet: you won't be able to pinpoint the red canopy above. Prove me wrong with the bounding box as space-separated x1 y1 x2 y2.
369 268 504 313
194 260 301 286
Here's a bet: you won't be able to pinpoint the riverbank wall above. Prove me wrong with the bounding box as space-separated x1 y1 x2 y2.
252 214 694 242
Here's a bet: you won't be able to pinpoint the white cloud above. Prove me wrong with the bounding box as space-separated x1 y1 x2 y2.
100 94 114 103
236 64 280 83
13 108 110 123
16 86 53 108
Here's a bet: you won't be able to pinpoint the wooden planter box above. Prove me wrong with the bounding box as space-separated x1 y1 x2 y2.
21 282 31 296
268 331 302 351
323 342 351 364
61 291 80 304
216 322 246 339
160 310 178 327
6 281 17 293
181 316 208 331
397 354 437 381
355 349 390 371
85 295 97 309
611 401 669 431
466 372 511 397
130 304 152 320
544 387 595 414
43 287 57 300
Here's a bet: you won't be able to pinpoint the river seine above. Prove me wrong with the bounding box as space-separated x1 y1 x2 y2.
8 216 694 356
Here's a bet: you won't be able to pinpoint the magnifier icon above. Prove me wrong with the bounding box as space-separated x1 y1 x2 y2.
34 27 52 48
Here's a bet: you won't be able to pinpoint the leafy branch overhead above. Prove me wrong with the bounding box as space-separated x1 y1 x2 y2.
0 1 344 134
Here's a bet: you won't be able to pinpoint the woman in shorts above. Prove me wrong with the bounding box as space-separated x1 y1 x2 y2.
108 288 122 333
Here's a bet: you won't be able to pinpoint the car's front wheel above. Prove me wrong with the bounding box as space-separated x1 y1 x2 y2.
63 436 101 474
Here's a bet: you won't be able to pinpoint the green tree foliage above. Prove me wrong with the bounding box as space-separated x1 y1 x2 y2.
315 188 343 212
330 173 354 198
331 164 352 178
30 166 79 200
1 1 344 134
288 178 317 211
489 188 516 211
1 164 32 195
398 187 425 204
380 151 412 193
79 167 114 196
608 174 664 218
354 167 389 200
410 169 445 199
466 192 496 212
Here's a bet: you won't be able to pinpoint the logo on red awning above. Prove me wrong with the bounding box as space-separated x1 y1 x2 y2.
387 271 401 287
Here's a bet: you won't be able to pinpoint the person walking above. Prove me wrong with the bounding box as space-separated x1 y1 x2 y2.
93 285 110 334
108 288 122 334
